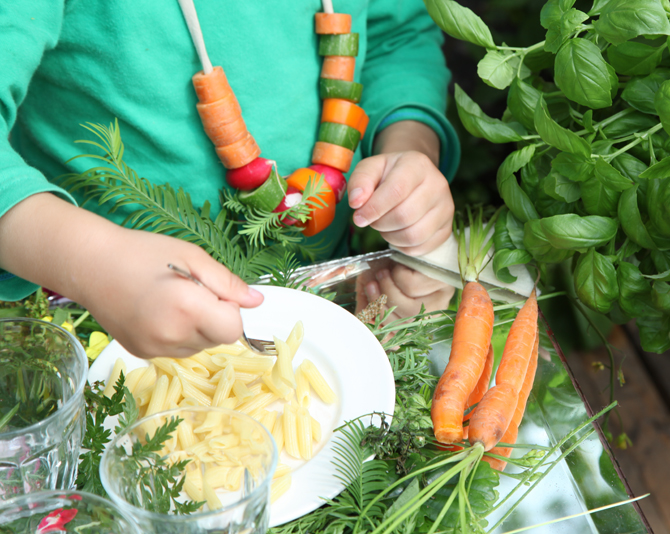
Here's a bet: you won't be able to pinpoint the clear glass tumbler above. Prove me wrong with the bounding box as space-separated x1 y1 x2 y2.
0 490 140 533
0 318 88 499
101 407 277 534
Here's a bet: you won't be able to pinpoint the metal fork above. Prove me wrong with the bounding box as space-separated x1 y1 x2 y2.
167 264 277 356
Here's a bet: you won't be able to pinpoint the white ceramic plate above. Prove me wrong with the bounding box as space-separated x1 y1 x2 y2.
88 285 395 527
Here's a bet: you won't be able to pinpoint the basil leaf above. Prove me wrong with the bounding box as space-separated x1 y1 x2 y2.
637 314 670 352
543 8 590 53
551 152 595 182
651 249 670 271
594 157 634 192
506 210 527 249
543 170 582 202
618 185 657 248
541 0 577 29
643 267 670 280
493 248 533 283
607 62 620 100
574 249 619 313
646 176 670 236
540 213 619 249
580 176 621 216
497 145 536 180
520 160 540 194
655 79 670 136
477 50 516 90
611 153 649 189
589 0 614 16
582 109 595 133
498 173 541 223
607 41 666 76
617 261 654 317
507 79 541 131
651 280 670 312
648 220 670 249
523 219 576 262
534 97 591 157
601 110 658 138
639 156 670 179
594 0 670 45
493 207 515 250
423 0 496 49
455 85 526 143
554 39 612 109
622 69 670 114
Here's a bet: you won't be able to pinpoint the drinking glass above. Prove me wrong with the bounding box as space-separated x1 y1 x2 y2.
101 407 277 534
0 490 140 533
0 318 87 499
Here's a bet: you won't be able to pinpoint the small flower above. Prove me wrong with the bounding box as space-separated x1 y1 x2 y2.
40 316 74 333
85 331 111 361
37 508 78 533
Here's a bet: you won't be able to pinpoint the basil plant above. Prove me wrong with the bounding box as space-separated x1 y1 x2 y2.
424 0 670 352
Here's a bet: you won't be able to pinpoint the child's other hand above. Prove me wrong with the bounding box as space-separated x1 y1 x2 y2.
80 228 263 359
347 121 454 256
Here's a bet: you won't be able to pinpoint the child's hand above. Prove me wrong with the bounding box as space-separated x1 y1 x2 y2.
79 228 264 359
0 193 263 359
348 120 454 256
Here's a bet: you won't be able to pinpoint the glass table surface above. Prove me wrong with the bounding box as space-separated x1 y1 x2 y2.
280 249 651 534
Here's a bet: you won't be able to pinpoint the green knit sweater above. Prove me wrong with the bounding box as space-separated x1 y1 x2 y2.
0 0 459 300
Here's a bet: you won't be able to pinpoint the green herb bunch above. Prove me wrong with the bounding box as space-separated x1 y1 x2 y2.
425 0 670 352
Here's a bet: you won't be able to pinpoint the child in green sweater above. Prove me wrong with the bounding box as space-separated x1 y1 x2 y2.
0 0 459 358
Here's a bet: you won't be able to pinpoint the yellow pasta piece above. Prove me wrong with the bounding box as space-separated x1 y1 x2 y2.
220 397 238 410
272 415 284 454
175 357 210 378
209 433 241 449
134 384 156 407
184 467 204 502
311 415 322 443
260 410 278 434
238 392 277 417
164 375 183 408
152 357 177 377
179 397 201 408
212 364 235 405
232 379 254 403
271 475 292 503
301 359 337 404
103 358 127 398
177 420 197 450
146 375 169 417
203 469 223 510
286 320 304 359
175 366 217 396
295 366 310 408
274 337 296 389
123 367 147 393
262 371 293 401
225 466 244 490
212 353 275 374
282 406 300 459
204 465 230 489
296 407 313 460
205 343 245 356
234 371 261 384
180 378 212 406
132 364 157 395
273 463 291 479
189 351 221 373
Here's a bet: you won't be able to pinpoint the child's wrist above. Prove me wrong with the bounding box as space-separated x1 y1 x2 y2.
372 120 440 166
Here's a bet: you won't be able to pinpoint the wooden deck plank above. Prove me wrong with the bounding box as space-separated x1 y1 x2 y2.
568 326 670 534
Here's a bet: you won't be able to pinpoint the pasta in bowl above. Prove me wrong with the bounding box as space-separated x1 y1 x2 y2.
88 285 396 526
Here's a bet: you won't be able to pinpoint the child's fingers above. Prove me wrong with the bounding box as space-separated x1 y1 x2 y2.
189 255 264 308
379 206 447 247
347 153 402 212
367 183 441 232
389 264 450 297
384 221 453 257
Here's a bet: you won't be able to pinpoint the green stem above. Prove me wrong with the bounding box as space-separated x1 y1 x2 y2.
605 123 663 161
72 310 90 328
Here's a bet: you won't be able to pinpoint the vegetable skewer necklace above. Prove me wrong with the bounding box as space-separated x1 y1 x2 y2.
177 0 369 237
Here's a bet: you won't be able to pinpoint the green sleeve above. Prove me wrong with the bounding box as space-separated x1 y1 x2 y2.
359 0 460 182
0 0 76 301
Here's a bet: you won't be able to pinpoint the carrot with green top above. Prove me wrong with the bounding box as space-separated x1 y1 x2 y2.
432 207 499 444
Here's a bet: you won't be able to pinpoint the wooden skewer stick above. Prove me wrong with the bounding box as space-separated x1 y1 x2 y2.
322 0 334 14
177 0 213 74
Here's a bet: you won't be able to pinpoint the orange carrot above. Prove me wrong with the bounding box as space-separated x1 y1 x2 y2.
202 114 248 147
321 56 356 82
464 342 494 424
311 141 354 173
469 291 539 451
286 168 336 237
192 66 232 104
196 95 242 132
484 327 539 470
321 99 368 137
215 134 261 169
431 281 494 444
315 13 352 34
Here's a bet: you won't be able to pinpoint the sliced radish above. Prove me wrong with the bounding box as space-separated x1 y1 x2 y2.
273 186 303 226
226 157 274 190
309 164 347 202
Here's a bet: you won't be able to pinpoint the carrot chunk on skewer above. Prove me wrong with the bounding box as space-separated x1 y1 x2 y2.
321 56 356 82
215 134 261 169
192 66 233 104
321 99 369 137
311 141 354 173
315 13 352 34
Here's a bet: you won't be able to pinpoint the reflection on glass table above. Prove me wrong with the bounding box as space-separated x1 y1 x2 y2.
281 249 651 534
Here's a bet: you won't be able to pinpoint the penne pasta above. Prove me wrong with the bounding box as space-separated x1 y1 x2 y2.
301 359 337 404
286 320 304 359
205 343 245 357
124 367 147 393
212 353 275 374
260 410 278 434
262 370 293 400
184 466 204 502
296 407 313 460
232 379 254 403
175 358 210 378
295 366 310 407
189 351 221 373
103 358 127 398
282 406 300 459
311 415 322 443
271 475 292 503
164 375 183 408
237 392 277 417
180 378 212 406
272 413 285 454
274 337 297 388
152 357 177 377
203 468 223 510
273 463 291 479
132 364 157 395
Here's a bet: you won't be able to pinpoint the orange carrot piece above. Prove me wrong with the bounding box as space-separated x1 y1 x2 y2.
321 56 356 82
215 134 261 169
464 342 494 424
311 141 354 173
286 168 336 237
467 382 517 451
495 290 538 392
431 282 494 444
321 99 368 137
192 66 233 104
315 13 352 34
484 327 540 470
196 94 242 132
204 115 248 147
